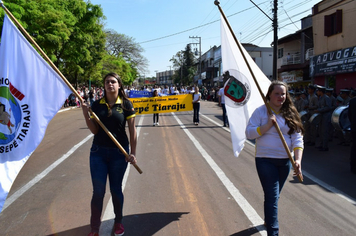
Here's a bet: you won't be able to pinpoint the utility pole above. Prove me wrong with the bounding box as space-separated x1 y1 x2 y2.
189 36 201 84
167 66 172 85
154 70 158 84
180 51 183 85
250 0 278 80
272 0 278 80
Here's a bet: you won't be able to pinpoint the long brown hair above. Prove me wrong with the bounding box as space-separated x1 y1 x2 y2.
103 72 132 110
153 89 158 97
266 80 304 135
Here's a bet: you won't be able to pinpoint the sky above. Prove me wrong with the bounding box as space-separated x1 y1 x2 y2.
89 0 321 78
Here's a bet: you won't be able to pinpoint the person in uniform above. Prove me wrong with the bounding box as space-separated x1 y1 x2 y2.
340 89 351 105
314 85 332 151
348 95 356 174
336 89 352 146
350 89 356 99
326 88 337 141
304 85 318 146
294 92 305 112
301 92 309 113
289 90 295 103
326 88 337 109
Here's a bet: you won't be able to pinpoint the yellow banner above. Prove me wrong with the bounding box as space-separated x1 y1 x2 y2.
129 94 193 115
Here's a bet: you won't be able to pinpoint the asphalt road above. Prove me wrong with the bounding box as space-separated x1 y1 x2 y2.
0 100 355 236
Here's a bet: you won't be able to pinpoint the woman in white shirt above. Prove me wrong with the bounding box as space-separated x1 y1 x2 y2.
245 80 304 236
152 89 160 126
192 86 201 125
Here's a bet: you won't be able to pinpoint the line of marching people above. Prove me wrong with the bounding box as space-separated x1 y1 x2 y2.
292 84 355 152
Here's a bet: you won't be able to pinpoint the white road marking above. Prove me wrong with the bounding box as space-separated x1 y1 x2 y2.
2 134 94 211
302 170 356 205
4 108 354 234
201 112 356 205
100 115 144 234
200 113 230 132
172 113 267 235
58 107 77 113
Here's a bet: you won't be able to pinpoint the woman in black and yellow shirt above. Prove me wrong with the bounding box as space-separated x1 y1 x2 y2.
82 72 137 236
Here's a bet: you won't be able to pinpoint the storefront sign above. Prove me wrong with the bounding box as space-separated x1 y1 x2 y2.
310 45 356 77
280 71 303 83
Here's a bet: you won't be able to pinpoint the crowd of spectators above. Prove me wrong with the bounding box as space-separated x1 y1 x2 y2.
63 85 104 108
63 84 219 108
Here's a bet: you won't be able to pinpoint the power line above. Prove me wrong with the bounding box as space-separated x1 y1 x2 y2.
282 8 300 30
139 0 316 47
242 7 312 44
138 20 219 44
138 5 257 44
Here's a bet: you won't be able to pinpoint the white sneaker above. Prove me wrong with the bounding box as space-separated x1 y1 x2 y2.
156 122 159 126
153 123 156 126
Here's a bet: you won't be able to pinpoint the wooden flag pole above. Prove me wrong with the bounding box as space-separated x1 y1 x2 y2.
214 0 302 182
0 2 142 174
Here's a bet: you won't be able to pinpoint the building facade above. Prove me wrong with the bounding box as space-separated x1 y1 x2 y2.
277 15 314 87
195 46 218 87
244 44 273 80
310 0 356 92
155 70 174 85
198 44 272 88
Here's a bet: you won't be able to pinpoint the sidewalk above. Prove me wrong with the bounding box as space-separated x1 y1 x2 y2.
202 100 356 201
295 136 356 201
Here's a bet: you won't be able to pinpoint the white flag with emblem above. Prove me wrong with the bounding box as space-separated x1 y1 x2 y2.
0 14 72 212
220 15 271 157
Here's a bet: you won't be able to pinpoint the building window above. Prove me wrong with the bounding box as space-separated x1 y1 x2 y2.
324 9 342 37
278 48 283 59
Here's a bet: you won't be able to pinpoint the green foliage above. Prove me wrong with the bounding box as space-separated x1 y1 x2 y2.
0 0 147 87
59 1 106 86
102 54 137 85
170 44 197 85
0 0 27 34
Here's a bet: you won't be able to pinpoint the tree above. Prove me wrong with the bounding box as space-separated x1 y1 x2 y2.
59 1 106 87
0 0 141 87
170 50 184 85
101 54 137 86
105 29 148 75
0 0 107 88
0 0 28 35
182 44 197 85
170 44 196 85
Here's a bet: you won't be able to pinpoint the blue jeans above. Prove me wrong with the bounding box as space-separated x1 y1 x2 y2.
153 113 159 123
351 132 356 173
89 144 129 232
193 103 200 123
221 104 228 126
255 158 291 236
